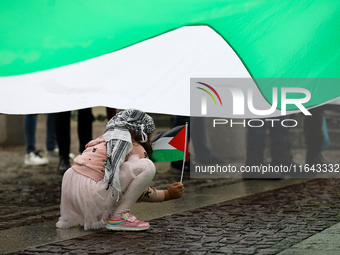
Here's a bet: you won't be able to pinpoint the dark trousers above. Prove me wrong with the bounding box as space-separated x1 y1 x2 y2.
246 115 290 148
55 108 93 158
304 106 324 152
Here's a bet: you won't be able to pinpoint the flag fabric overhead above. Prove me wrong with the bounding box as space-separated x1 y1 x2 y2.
151 125 189 163
0 1 340 115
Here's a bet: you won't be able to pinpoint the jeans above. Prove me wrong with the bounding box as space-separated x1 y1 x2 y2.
24 114 57 154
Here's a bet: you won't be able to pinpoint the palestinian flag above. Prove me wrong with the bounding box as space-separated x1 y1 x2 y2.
1 1 340 115
151 125 189 163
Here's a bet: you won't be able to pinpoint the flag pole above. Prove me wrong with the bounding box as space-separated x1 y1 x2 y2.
180 122 188 183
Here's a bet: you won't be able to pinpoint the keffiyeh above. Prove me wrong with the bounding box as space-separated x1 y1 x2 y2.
102 109 155 200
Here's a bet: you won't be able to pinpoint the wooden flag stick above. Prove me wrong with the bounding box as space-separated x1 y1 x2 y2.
180 122 188 183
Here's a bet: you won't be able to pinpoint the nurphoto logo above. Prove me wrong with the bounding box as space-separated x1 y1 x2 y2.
198 83 311 116
191 78 312 128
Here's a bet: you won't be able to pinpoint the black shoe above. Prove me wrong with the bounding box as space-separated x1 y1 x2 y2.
169 160 190 173
306 151 327 165
58 157 71 172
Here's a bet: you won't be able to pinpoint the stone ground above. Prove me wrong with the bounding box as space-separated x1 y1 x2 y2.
1 110 340 254
10 179 340 255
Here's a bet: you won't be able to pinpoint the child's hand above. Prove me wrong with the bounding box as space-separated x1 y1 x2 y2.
167 182 184 200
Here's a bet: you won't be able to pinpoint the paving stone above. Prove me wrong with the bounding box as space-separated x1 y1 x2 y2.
256 248 283 255
219 237 240 244
44 248 62 253
25 248 49 252
232 247 257 254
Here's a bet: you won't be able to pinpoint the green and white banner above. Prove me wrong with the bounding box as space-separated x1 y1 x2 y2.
0 1 339 115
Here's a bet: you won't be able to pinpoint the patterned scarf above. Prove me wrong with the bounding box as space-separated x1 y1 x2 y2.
102 109 155 200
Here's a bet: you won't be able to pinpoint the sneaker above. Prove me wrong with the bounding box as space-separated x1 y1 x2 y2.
47 148 75 162
105 212 150 231
69 152 75 160
24 151 49 166
46 148 59 162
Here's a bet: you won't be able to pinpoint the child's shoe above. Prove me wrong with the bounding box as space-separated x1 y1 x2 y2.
105 212 150 231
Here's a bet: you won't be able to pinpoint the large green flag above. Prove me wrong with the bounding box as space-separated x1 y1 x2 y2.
0 0 339 114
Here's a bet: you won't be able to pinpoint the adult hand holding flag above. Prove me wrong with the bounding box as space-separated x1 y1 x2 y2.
151 125 189 163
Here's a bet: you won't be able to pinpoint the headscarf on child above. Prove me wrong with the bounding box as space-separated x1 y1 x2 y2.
102 109 155 200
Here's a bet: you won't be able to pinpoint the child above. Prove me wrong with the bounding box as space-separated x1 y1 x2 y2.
56 109 184 231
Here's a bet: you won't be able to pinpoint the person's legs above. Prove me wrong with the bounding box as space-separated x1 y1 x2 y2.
24 114 49 165
269 115 290 145
246 122 267 166
191 117 211 159
191 117 228 164
24 114 37 154
304 106 325 164
269 115 296 167
191 117 210 157
77 108 93 153
46 113 57 151
55 111 71 171
55 111 70 158
106 159 155 231
113 160 155 216
45 113 59 162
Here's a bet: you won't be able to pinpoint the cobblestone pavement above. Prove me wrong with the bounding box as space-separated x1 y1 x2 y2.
0 162 241 232
8 178 340 255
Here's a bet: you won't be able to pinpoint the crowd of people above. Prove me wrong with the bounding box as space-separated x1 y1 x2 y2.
168 108 329 177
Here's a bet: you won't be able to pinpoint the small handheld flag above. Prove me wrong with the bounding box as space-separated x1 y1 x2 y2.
151 125 189 163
